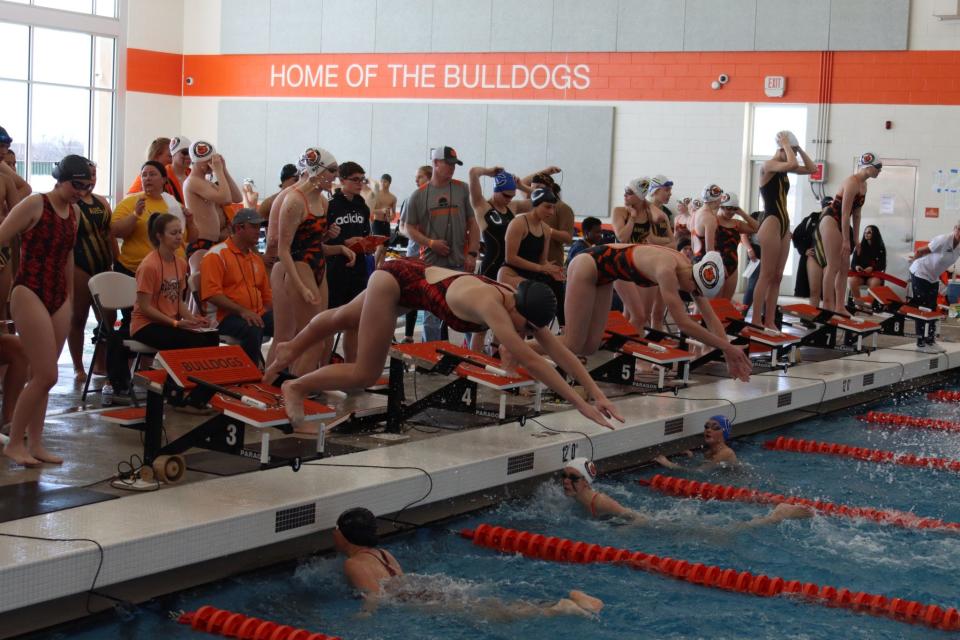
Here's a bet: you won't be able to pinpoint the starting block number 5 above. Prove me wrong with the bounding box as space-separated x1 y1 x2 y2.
561 443 578 462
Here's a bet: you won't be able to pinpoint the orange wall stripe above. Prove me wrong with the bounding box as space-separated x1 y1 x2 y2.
127 48 183 96
132 49 960 105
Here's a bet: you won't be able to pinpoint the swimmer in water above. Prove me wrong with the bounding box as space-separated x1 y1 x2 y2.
561 457 811 528
334 507 604 619
654 415 738 472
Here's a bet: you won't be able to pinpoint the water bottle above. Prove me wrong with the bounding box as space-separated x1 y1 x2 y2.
101 384 114 407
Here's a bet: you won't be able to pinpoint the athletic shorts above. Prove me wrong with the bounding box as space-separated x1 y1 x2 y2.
371 220 391 237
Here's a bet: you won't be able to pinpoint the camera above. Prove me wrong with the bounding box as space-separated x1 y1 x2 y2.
718 74 729 85
185 76 195 86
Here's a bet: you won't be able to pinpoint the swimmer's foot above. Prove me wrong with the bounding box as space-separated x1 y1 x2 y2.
282 380 310 432
74 368 87 383
549 591 603 618
29 445 63 465
568 590 603 615
264 341 295 384
3 443 41 466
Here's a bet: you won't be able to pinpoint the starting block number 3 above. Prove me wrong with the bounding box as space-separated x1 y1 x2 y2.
561 443 578 462
225 424 238 446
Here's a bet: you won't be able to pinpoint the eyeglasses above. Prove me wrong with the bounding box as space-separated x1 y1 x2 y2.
70 180 94 191
561 473 583 482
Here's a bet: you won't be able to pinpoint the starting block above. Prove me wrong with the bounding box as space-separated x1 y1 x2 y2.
594 312 691 392
781 304 881 353
332 341 541 434
104 345 336 477
867 285 945 341
708 299 799 370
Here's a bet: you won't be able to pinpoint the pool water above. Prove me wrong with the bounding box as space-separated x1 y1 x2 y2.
27 384 960 639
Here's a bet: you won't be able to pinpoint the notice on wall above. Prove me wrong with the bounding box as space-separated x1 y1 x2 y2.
880 194 896 215
934 170 947 192
926 207 940 218
946 190 960 211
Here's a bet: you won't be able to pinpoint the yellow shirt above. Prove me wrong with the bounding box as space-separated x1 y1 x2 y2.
114 192 187 272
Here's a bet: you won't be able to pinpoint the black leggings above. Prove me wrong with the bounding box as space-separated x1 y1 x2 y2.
131 323 220 351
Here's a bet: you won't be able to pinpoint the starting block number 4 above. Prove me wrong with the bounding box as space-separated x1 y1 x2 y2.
561 443 579 462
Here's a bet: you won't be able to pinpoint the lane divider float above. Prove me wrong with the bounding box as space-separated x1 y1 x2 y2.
859 411 960 433
176 606 340 640
460 524 960 631
763 436 960 473
928 391 960 404
637 474 960 531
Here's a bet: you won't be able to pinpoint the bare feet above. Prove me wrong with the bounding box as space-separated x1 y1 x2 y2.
568 590 603 615
550 591 604 617
263 341 295 384
281 379 308 432
29 445 64 465
74 369 87 383
3 443 41 466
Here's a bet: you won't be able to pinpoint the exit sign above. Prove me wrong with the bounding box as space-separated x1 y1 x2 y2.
764 76 786 98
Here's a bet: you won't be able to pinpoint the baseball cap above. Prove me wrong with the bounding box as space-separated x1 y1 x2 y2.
279 163 299 183
232 208 265 227
430 146 463 166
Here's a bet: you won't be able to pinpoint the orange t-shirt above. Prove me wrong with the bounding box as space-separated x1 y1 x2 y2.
131 250 188 336
200 238 272 322
127 165 188 203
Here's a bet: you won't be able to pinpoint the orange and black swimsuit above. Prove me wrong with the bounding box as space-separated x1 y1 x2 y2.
823 192 866 225
696 224 741 276
379 258 509 334
588 245 655 287
16 194 77 314
290 190 328 284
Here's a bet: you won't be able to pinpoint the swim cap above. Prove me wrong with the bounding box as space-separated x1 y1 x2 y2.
858 152 882 171
300 146 337 177
692 251 724 298
169 136 191 156
777 130 799 149
702 184 724 203
514 279 557 328
279 163 299 184
189 140 215 164
564 457 597 486
531 187 558 206
679 197 692 206
626 177 650 198
720 192 739 208
336 507 379 547
691 198 704 210
493 171 517 193
52 154 93 182
647 174 674 200
0 126 11 145
820 196 834 208
708 415 732 441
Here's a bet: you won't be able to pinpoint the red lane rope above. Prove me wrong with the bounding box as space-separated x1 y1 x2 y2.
637 474 960 531
460 524 960 631
928 391 960 405
177 606 340 640
859 411 960 434
763 436 960 473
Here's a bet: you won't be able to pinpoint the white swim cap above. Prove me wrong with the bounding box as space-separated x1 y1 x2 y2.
777 130 799 148
169 136 191 156
625 177 650 198
702 183 724 203
299 146 337 177
189 140 215 164
564 457 597 486
693 251 725 298
646 174 674 200
720 191 739 208
858 151 882 171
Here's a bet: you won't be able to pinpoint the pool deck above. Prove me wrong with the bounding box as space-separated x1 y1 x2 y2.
2 326 960 637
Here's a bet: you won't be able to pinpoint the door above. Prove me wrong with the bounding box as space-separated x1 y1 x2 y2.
856 160 917 286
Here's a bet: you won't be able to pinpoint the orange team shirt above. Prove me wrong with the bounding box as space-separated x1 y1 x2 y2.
200 237 272 322
131 250 188 336
127 165 189 203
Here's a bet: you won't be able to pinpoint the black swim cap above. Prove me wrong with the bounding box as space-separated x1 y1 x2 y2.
336 507 379 547
531 187 558 206
52 154 93 182
514 280 557 329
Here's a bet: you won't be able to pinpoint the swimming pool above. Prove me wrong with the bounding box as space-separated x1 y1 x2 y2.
26 384 960 639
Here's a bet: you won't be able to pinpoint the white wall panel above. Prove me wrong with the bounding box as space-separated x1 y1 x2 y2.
489 0 554 51
122 92 182 193
551 0 618 52
374 0 433 53
317 103 374 172
683 0 757 51
182 0 222 54
754 0 830 51
431 0 492 52
484 105 549 189
320 0 376 53
616 0 685 52
546 106 613 217
269 0 324 54
265 102 320 188
219 0 270 54
126 0 184 53
426 104 487 171
217 101 268 193
371 104 429 203
909 0 960 50
829 0 909 50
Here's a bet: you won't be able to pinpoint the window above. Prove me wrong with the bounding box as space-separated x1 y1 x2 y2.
748 104 808 278
18 0 117 19
0 19 118 195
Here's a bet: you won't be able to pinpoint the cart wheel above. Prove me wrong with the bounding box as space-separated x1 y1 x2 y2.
291 457 302 472
153 455 186 484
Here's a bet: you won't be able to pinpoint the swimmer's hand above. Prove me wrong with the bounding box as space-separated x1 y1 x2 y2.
576 400 614 430
653 454 681 470
722 346 752 382
593 395 624 426
299 285 318 305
